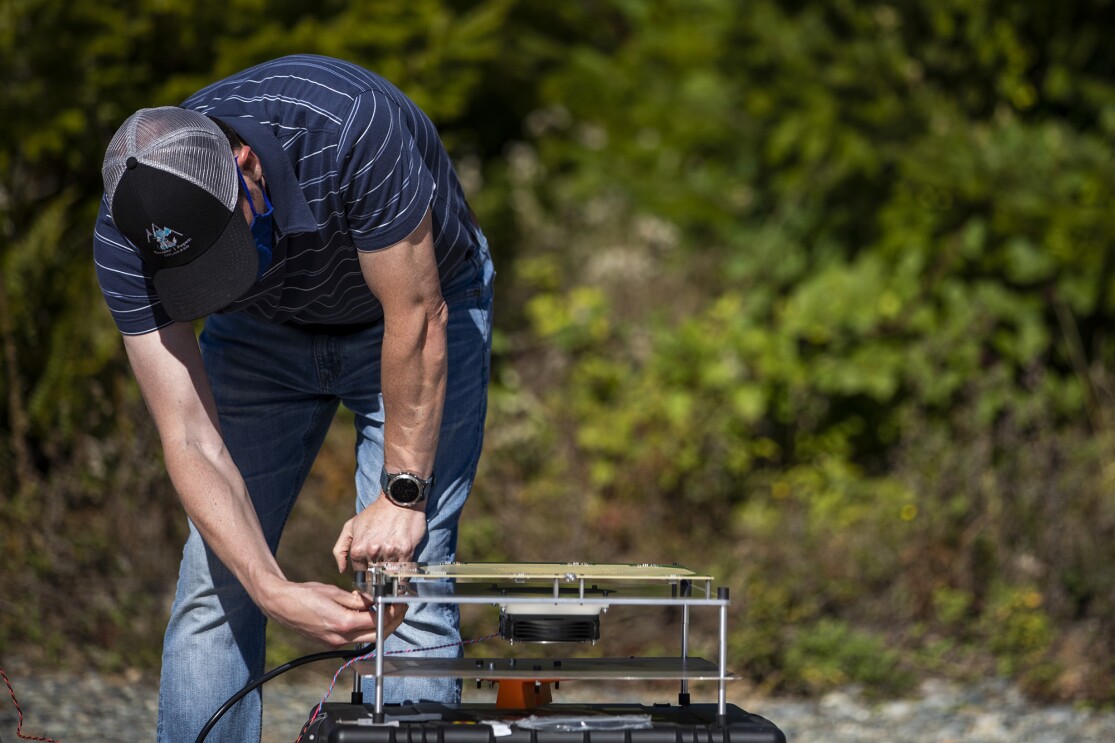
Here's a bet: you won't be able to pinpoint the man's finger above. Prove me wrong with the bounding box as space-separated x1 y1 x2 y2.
334 587 372 612
332 522 354 573
332 602 409 645
352 589 378 611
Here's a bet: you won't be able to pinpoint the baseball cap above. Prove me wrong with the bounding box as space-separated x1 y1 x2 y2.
102 107 258 322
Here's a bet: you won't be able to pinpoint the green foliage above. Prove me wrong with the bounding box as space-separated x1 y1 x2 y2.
982 586 1054 676
3 0 1115 704
784 620 914 696
0 0 520 670
467 0 1115 701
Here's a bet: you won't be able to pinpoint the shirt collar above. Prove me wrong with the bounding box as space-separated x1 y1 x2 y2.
216 116 317 235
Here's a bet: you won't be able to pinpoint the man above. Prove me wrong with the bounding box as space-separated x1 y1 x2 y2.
92 55 495 742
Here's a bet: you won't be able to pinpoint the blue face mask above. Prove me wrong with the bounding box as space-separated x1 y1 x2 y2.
236 163 275 280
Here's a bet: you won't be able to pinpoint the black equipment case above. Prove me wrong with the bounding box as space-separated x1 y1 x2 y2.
302 702 785 743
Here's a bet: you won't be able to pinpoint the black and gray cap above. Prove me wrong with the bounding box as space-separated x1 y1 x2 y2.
102 106 258 322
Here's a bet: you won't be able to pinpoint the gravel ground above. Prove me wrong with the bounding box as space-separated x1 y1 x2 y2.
2 664 1113 743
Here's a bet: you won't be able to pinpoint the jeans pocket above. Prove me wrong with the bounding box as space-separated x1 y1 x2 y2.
441 234 492 307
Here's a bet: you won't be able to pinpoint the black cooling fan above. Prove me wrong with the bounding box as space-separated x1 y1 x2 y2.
498 603 603 643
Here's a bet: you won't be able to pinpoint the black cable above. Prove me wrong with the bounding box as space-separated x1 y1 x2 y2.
194 645 373 743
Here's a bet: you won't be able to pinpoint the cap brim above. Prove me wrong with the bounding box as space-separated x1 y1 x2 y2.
153 211 258 322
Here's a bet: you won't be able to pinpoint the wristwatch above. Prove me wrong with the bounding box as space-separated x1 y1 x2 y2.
380 469 434 508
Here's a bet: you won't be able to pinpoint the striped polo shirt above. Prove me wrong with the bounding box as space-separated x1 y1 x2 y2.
93 55 479 335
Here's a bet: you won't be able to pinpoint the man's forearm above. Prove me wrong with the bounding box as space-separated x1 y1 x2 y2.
163 439 286 607
379 304 448 478
120 324 387 645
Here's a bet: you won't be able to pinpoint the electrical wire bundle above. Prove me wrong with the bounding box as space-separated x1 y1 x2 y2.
0 666 60 743
2 630 497 743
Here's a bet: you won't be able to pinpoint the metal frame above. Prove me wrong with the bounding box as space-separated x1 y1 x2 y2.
353 562 734 723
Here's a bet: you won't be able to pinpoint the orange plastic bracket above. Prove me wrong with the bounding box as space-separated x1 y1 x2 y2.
495 679 556 708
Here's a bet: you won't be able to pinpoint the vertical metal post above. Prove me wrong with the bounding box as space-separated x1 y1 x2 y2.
679 579 691 706
352 570 366 704
373 581 387 722
717 586 729 721
352 661 363 703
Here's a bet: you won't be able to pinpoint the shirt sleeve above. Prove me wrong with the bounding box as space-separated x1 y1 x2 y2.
92 198 174 335
337 91 436 252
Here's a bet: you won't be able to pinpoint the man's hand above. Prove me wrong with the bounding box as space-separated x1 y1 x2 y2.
260 579 407 647
333 497 428 570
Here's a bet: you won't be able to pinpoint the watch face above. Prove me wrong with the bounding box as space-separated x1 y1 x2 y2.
389 477 422 504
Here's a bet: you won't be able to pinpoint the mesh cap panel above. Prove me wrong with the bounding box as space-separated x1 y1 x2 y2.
103 107 238 214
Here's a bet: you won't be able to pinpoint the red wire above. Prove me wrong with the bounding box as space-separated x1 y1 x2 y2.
0 667 62 743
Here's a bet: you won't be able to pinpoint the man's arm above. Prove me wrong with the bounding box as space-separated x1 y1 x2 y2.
123 323 404 645
333 208 448 570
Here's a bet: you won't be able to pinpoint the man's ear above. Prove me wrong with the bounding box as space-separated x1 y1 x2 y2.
235 145 264 181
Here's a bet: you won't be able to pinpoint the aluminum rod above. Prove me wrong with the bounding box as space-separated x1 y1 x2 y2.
374 590 386 718
680 579 691 701
354 595 729 608
717 588 729 718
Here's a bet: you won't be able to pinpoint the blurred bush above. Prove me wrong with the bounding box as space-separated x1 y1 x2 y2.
466 0 1115 700
2 0 1114 703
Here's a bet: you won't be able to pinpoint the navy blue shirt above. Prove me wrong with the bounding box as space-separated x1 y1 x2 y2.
94 55 479 335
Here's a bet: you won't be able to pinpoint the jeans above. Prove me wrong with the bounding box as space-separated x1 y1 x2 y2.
156 241 494 743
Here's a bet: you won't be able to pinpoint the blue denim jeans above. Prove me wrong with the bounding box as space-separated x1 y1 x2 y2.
156 242 494 743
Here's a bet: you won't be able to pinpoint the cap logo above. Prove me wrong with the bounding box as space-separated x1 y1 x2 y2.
146 224 192 256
